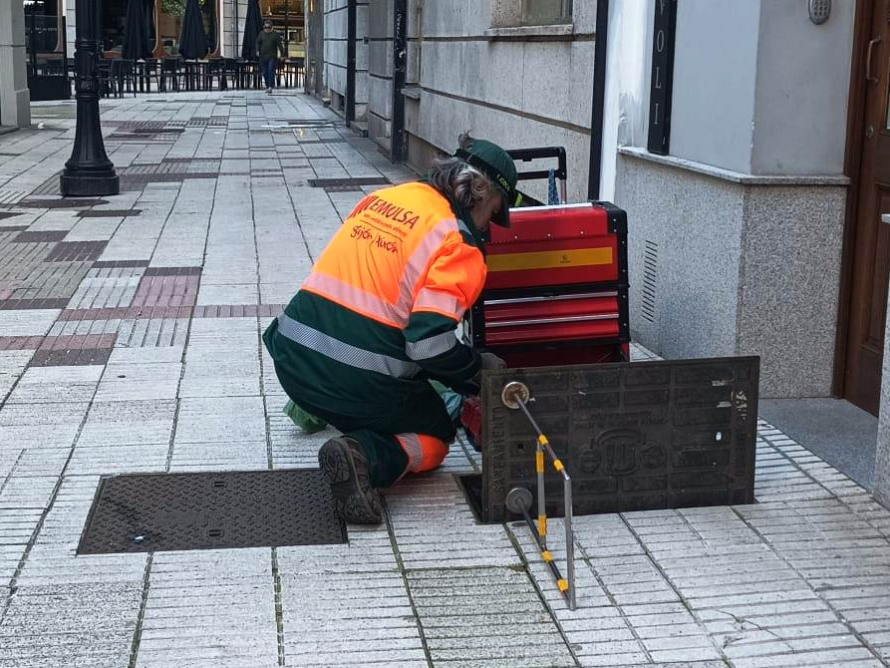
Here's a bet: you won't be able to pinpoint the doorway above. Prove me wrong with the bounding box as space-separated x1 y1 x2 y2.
843 0 890 416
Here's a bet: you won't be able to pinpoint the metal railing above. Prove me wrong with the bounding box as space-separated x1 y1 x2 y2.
501 381 576 609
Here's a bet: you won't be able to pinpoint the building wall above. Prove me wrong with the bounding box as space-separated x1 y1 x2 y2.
0 0 31 129
751 0 854 176
366 0 392 153
877 237 890 506
669 0 854 177
617 152 847 398
612 0 853 399
323 0 369 119
305 0 325 94
397 0 597 203
220 0 249 58
64 0 75 62
669 0 760 174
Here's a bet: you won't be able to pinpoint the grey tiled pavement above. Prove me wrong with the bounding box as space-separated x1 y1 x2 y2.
1 91 889 668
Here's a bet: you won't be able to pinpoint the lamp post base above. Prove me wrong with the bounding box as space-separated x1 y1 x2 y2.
60 172 119 197
63 0 118 199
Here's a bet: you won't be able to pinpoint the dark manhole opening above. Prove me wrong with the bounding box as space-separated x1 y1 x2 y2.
456 474 488 524
455 473 542 526
78 469 347 554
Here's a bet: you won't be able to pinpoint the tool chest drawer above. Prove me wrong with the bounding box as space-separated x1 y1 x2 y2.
471 201 629 365
485 203 624 290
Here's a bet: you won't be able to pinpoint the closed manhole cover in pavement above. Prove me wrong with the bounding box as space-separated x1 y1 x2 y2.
78 470 347 554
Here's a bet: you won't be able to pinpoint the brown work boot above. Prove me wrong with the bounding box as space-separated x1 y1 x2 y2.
318 436 382 525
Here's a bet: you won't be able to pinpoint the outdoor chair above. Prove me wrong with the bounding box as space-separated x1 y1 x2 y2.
278 59 304 89
98 58 114 97
181 60 207 91
222 58 239 90
43 59 66 77
112 59 137 98
159 57 181 92
204 59 227 90
140 58 162 93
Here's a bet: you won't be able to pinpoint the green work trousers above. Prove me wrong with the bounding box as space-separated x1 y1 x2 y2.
280 375 457 488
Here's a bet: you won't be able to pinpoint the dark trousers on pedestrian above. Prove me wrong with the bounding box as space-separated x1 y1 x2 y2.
278 376 456 489
260 59 275 89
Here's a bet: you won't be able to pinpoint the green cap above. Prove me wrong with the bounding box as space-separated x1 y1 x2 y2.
455 139 518 228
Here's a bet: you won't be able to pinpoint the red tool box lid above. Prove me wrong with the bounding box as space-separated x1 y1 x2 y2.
485 203 621 290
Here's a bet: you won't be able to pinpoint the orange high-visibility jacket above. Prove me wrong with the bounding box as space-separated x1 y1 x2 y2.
263 181 486 416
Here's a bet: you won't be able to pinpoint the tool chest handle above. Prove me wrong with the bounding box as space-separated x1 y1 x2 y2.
506 147 567 182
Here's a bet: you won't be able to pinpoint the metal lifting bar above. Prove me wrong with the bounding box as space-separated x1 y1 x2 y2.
501 381 576 610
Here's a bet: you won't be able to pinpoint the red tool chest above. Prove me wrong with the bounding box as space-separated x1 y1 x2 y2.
470 201 630 367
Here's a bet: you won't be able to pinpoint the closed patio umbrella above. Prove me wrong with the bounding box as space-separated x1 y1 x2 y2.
241 0 262 60
122 0 150 60
178 0 208 60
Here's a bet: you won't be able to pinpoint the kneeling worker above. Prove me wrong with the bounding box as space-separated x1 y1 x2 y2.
263 135 516 524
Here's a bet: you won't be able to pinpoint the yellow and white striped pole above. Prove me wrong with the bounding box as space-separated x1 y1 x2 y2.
536 434 547 550
502 381 576 610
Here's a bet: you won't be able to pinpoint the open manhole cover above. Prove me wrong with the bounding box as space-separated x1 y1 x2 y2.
78 469 347 554
478 357 760 522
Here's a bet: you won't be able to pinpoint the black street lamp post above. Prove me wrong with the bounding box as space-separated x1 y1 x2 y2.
60 0 119 197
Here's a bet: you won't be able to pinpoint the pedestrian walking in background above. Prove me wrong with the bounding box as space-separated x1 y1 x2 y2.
256 18 283 93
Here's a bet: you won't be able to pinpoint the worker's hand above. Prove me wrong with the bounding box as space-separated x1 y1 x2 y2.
479 352 507 371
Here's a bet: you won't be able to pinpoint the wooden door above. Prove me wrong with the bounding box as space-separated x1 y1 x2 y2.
845 0 890 415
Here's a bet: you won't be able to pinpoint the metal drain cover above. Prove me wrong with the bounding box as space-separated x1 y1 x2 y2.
77 469 347 554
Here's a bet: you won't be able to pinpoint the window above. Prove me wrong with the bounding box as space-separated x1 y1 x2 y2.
521 0 572 25
490 0 572 30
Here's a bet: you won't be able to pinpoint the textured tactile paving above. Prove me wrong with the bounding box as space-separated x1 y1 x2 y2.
143 266 202 276
44 241 108 262
192 303 284 318
58 305 193 321
132 273 200 308
77 470 347 554
118 174 218 191
480 357 760 521
307 177 390 189
30 347 114 367
0 335 45 350
7 260 94 300
92 260 150 269
407 567 577 667
0 298 69 310
76 209 142 218
12 230 68 243
15 199 108 208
